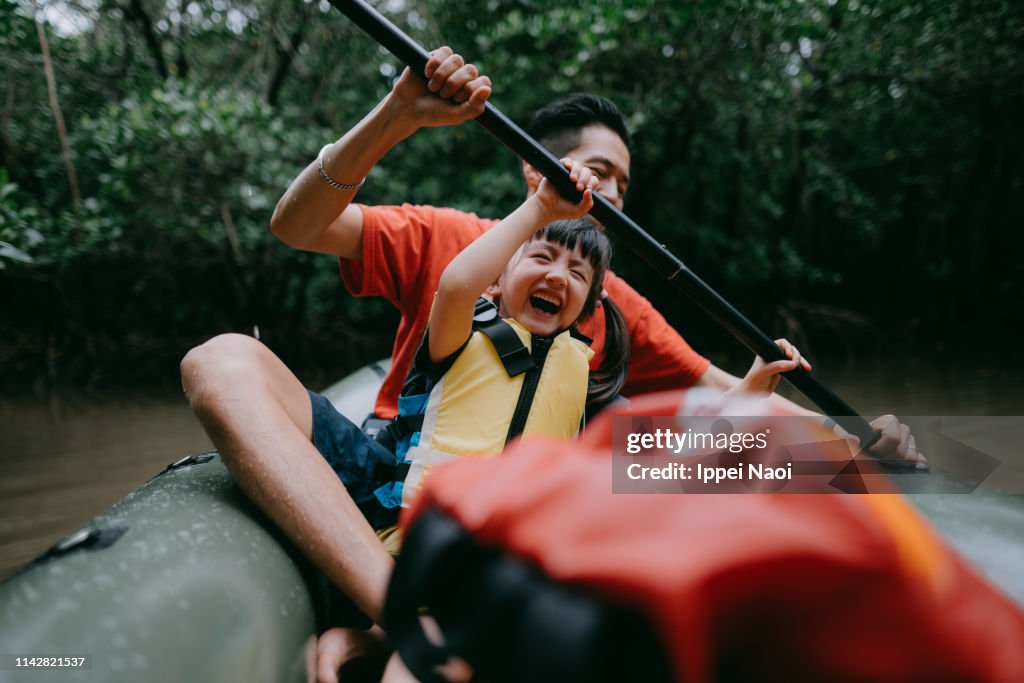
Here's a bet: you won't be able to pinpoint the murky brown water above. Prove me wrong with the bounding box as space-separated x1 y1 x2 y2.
0 395 213 579
1 358 1021 580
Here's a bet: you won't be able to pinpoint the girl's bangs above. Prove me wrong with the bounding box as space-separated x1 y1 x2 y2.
531 219 610 271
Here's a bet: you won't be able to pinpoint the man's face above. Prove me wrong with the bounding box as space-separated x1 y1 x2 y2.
526 124 632 211
564 125 631 210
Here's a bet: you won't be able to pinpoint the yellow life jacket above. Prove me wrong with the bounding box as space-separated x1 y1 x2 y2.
374 298 594 509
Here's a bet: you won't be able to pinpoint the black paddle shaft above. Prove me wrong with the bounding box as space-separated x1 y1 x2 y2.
328 0 880 448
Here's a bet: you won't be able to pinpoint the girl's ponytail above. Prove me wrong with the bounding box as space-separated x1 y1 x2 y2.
588 294 630 407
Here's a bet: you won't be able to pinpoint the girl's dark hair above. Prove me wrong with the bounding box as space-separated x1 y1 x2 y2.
528 219 630 404
588 295 629 406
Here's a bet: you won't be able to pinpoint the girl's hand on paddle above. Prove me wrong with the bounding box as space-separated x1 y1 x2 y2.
390 46 491 128
730 338 811 395
532 158 599 222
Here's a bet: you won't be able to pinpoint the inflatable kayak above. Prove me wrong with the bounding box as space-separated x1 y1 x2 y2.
1 358 1022 682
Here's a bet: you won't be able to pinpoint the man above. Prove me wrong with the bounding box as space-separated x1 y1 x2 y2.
264 46 918 451
181 47 921 682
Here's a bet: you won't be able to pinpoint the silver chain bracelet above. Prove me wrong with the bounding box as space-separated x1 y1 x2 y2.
317 144 366 191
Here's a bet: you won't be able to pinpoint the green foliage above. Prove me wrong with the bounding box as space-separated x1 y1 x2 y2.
1 0 1022 388
66 80 300 258
428 0 1023 341
0 169 43 268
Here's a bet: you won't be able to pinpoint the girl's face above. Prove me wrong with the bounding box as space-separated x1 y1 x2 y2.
492 238 596 337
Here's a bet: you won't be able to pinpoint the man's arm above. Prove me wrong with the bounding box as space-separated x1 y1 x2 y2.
696 364 818 417
695 363 926 466
268 47 491 258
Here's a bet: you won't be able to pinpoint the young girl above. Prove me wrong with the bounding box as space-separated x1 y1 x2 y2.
367 158 628 515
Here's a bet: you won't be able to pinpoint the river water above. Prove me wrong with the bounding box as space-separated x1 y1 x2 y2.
2 358 1022 588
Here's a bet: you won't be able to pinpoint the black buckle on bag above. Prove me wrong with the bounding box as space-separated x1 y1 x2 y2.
384 510 673 683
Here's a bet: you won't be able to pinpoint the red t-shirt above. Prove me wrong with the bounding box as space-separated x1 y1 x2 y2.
339 204 710 419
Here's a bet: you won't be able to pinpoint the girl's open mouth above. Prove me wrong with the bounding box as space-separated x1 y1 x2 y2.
529 294 562 316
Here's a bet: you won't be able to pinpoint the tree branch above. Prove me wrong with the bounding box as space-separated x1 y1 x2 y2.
35 15 82 230
266 11 310 106
125 0 168 79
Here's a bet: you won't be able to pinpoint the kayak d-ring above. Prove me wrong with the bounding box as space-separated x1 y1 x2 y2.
153 451 216 479
52 527 128 555
14 526 130 577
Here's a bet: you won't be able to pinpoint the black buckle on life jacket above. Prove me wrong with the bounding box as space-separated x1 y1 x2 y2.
376 413 426 452
387 414 424 441
473 297 500 323
472 298 535 377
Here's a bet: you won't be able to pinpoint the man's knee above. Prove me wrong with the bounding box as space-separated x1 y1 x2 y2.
180 333 266 414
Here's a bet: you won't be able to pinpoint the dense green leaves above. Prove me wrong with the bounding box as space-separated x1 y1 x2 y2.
1 0 1021 388
0 170 43 269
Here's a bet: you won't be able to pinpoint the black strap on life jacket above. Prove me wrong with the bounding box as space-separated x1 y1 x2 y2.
383 509 673 683
505 335 553 444
472 297 535 377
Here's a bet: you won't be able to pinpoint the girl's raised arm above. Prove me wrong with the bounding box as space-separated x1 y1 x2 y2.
428 159 599 362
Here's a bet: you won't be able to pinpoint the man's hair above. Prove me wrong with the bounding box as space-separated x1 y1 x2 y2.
526 94 632 157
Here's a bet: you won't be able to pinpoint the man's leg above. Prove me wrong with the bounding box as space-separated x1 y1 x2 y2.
180 333 393 623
